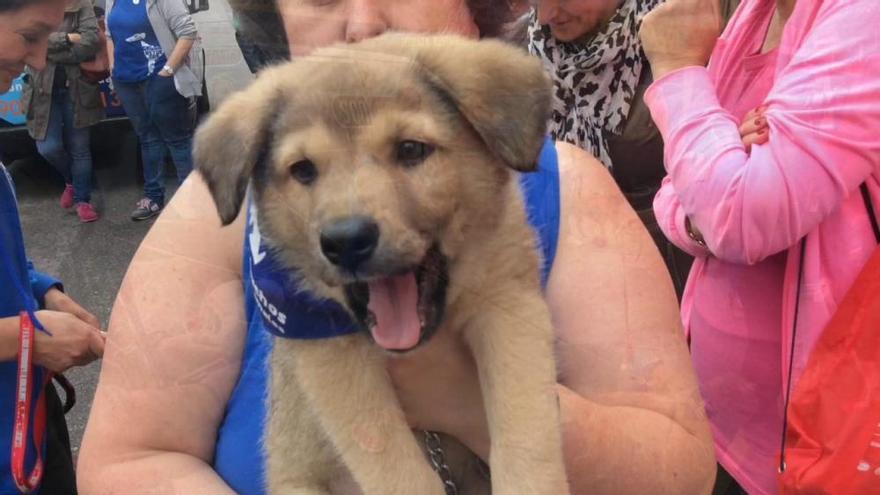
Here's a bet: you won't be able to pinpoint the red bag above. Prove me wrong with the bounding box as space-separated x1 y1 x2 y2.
779 186 880 494
79 15 110 83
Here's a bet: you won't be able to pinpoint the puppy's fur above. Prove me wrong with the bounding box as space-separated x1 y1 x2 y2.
196 34 569 495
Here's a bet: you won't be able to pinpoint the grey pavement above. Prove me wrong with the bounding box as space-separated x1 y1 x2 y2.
14 0 253 456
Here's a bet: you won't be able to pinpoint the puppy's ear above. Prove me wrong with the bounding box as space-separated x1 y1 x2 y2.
378 35 552 172
194 67 283 225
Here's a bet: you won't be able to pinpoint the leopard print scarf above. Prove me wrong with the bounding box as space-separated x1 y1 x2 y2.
528 0 661 168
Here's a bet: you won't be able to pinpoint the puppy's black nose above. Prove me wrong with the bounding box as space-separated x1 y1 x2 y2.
320 216 380 271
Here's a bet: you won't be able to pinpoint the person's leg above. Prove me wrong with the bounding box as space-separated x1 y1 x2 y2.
61 90 94 206
146 75 194 184
113 79 166 208
35 89 74 208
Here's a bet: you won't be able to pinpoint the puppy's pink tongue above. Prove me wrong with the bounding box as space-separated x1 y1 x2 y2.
367 273 421 350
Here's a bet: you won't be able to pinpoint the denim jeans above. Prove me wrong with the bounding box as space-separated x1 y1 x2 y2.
35 87 94 204
113 74 194 206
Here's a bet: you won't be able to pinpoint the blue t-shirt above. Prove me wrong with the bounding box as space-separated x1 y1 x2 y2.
213 139 561 494
107 0 167 82
0 165 61 495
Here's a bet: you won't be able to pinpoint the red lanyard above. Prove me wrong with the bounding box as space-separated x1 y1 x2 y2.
11 312 49 494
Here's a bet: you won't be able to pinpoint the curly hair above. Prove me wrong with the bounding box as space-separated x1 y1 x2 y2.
229 0 522 62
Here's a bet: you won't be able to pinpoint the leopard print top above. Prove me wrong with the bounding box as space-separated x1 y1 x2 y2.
528 0 661 168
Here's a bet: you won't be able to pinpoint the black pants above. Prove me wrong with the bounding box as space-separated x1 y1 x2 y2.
713 464 748 495
41 382 77 494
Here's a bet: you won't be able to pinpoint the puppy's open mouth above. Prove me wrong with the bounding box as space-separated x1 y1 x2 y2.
344 245 448 352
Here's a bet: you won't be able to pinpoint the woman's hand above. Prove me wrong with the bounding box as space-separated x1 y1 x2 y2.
37 288 105 372
33 309 105 373
67 33 82 43
386 329 490 459
44 287 101 329
640 0 723 79
740 106 770 153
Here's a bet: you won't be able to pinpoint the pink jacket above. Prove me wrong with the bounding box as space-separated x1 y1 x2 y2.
647 0 880 390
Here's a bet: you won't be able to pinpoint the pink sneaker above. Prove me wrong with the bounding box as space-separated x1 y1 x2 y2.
76 203 99 223
60 184 74 209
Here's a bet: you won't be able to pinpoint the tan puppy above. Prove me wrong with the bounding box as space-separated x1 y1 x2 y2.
195 33 569 495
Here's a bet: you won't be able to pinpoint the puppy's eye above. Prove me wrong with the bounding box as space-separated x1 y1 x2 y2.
290 160 318 185
396 140 434 168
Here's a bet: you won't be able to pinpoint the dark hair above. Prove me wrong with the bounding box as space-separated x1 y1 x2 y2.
229 0 521 62
0 0 62 13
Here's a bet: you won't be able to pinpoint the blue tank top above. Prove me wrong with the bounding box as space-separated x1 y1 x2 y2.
213 139 561 493
107 0 167 82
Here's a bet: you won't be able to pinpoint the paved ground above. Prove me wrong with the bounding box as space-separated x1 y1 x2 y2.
13 0 253 456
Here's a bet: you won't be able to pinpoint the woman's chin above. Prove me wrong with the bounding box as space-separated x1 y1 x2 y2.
549 27 583 42
0 74 12 94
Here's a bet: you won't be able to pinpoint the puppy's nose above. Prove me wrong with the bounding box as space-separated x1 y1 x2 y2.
320 216 380 271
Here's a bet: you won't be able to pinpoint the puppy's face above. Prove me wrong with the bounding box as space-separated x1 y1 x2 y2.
255 58 483 286
196 34 551 351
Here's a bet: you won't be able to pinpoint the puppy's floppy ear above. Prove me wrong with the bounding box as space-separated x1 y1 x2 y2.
373 34 552 172
194 67 284 225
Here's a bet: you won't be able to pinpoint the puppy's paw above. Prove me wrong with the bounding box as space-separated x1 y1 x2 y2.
356 461 447 495
489 457 570 495
269 486 331 495
492 480 571 495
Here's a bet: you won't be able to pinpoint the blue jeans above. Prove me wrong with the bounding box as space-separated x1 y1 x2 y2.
113 74 194 206
35 87 94 204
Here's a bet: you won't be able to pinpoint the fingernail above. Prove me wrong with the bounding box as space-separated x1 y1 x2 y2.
755 117 766 127
758 128 768 135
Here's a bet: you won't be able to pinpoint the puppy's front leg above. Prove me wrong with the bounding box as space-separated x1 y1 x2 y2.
292 335 447 495
464 294 570 495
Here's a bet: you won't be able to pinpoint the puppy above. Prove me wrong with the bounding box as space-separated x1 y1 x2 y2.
195 33 569 495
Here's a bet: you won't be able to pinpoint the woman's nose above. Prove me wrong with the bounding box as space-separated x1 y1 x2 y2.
345 0 389 43
24 39 50 72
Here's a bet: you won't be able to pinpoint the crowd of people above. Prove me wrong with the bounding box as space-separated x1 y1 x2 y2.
20 0 201 223
1 0 878 494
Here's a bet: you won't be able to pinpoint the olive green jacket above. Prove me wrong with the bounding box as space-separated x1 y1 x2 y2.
23 0 103 141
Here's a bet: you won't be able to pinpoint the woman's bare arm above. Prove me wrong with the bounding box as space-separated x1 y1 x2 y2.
77 174 247 494
548 142 715 495
164 37 195 73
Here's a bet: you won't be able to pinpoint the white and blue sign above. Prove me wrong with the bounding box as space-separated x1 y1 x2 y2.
0 75 27 126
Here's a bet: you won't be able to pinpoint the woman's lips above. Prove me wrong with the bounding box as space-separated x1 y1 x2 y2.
0 65 25 81
550 19 573 31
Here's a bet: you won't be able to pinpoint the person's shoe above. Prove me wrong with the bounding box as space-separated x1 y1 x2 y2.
130 198 163 221
76 203 99 223
60 184 74 209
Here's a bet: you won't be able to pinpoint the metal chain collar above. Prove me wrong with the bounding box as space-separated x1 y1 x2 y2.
423 430 459 495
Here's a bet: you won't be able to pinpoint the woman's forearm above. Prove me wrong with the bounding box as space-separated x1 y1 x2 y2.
107 37 114 70
558 386 716 495
166 37 195 72
77 450 236 495
455 383 715 495
653 176 711 258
